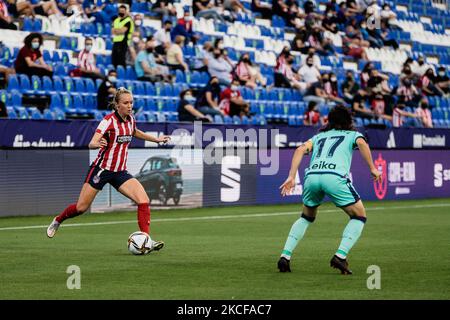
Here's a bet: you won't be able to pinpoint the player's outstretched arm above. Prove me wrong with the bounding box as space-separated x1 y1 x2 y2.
356 138 381 181
134 128 171 144
280 140 313 196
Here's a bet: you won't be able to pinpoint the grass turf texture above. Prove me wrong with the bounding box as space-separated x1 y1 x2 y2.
0 198 449 300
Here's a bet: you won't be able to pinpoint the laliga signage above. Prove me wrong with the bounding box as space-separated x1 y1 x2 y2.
413 134 446 148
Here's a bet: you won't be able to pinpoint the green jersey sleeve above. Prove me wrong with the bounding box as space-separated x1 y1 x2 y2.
352 131 367 149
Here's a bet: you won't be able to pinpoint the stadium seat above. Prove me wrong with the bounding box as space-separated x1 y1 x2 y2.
11 91 22 107
43 109 55 120
30 109 43 120
116 65 126 79
7 75 19 91
42 76 54 94
214 115 224 124
84 78 96 94
7 108 18 119
31 75 45 95
19 74 33 95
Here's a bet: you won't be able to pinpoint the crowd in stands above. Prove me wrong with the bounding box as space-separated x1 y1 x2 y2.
0 0 450 129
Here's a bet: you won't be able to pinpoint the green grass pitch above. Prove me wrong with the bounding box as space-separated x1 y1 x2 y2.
0 198 449 300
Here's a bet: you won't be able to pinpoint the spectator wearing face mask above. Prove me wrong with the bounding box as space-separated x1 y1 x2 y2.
127 32 144 66
195 77 224 118
219 79 250 118
193 0 227 24
415 98 433 128
73 37 104 80
303 101 325 126
97 69 117 110
193 41 213 72
111 5 134 68
396 79 420 107
298 56 321 84
14 32 53 77
370 92 392 121
152 0 177 18
412 55 433 77
322 8 338 34
0 0 17 30
178 89 211 122
233 53 266 89
323 72 345 104
419 68 445 97
341 71 360 104
135 37 171 82
154 20 173 55
207 47 234 86
399 63 417 87
435 66 450 94
171 9 200 45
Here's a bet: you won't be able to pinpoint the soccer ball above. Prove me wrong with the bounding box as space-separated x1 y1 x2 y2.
127 231 151 255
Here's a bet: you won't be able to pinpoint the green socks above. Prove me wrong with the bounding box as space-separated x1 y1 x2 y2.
335 217 367 259
281 214 315 260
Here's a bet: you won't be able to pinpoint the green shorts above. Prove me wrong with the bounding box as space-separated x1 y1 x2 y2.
302 172 360 208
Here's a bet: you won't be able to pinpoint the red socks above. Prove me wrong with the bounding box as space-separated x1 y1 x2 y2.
137 203 150 234
55 203 82 223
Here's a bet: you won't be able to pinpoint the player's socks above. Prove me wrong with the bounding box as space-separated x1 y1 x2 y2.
137 203 150 234
335 216 366 259
281 213 315 260
55 203 82 223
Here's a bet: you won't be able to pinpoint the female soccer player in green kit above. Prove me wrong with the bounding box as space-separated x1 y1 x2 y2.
278 105 381 274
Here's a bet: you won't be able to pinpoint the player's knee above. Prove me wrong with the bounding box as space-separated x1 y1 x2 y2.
301 213 316 223
76 203 89 213
137 194 150 205
351 215 367 223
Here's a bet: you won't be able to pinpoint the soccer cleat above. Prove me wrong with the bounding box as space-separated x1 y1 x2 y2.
146 240 164 253
46 218 60 238
277 257 291 272
330 255 353 275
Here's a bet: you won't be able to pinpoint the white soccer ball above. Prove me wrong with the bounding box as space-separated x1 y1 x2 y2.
127 231 151 255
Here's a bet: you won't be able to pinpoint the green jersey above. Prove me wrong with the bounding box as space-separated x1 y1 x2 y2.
305 129 365 177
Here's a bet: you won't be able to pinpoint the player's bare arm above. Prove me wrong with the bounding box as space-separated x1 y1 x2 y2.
356 138 381 181
88 132 107 149
133 128 171 144
280 139 313 196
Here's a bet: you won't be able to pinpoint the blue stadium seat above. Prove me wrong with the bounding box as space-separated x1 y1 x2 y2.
116 65 126 79
16 107 29 119
126 66 137 80
11 91 22 107
223 115 233 124
31 75 45 95
23 18 33 31
42 76 54 94
50 94 62 109
43 109 55 120
84 78 96 93
64 78 75 93
7 108 18 119
30 108 43 120
60 93 73 111
19 74 33 94
288 115 297 126
53 107 66 120
43 50 52 62
52 76 64 92
214 115 224 124
54 64 66 76
52 51 61 63
74 78 86 93
7 75 19 91
241 115 249 125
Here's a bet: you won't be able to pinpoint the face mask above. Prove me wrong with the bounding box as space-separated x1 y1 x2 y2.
133 36 140 44
405 69 411 74
439 71 445 76
327 13 332 17
307 62 313 67
165 27 171 32
85 45 92 51
135 20 142 26
146 47 154 53
230 85 238 91
211 82 219 87
214 53 221 58
242 57 250 63
422 103 429 109
184 16 192 21
109 76 117 82
118 12 125 18
218 43 224 49
330 77 337 82
184 95 195 102
32 42 40 49
418 60 424 65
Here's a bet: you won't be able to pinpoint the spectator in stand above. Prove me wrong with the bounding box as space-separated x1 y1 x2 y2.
126 31 145 66
0 64 15 83
399 63 418 87
207 47 234 86
178 89 211 122
341 70 360 104
323 72 346 104
360 20 383 48
435 66 450 94
276 53 309 92
419 68 445 97
303 76 328 106
396 78 420 107
171 9 199 45
195 76 224 118
303 101 324 126
301 48 321 69
233 53 266 89
415 98 433 128
154 20 172 55
135 37 171 82
251 0 272 19
151 0 177 18
322 7 339 33
360 61 374 90
83 0 113 24
392 101 420 128
274 46 290 85
97 69 117 110
14 32 53 77
368 20 399 50
166 35 189 71
352 89 375 119
342 25 369 61
5 0 35 18
74 37 104 80
298 55 321 84
193 0 227 24
370 91 392 121
307 25 335 56
366 69 391 96
290 31 308 54
380 2 401 30
193 41 213 72
273 0 290 22
0 0 17 29
111 4 134 68
219 79 250 118
412 55 433 77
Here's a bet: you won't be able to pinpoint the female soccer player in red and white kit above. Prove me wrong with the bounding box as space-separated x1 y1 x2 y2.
46 88 170 252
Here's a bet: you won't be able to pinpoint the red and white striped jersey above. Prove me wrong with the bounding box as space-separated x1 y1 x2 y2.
415 107 433 128
77 49 96 72
392 108 404 127
92 111 136 172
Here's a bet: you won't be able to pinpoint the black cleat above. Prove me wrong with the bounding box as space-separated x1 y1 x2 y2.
278 257 291 272
330 255 352 275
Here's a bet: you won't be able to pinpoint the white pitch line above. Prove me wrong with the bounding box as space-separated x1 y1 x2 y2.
0 202 449 232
